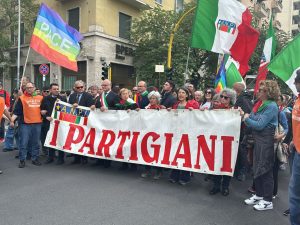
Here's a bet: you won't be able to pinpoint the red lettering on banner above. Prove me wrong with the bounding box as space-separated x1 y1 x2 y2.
129 132 140 161
78 128 96 155
161 133 173 166
115 131 131 159
49 120 60 146
141 132 161 163
171 134 192 168
220 136 234 173
96 130 116 157
194 135 217 171
63 124 85 150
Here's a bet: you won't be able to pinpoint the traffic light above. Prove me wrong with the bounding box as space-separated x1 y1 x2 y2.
165 67 174 80
101 62 109 80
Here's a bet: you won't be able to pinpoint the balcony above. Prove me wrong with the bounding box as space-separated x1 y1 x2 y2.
272 0 283 13
118 0 152 10
273 19 281 30
255 3 270 18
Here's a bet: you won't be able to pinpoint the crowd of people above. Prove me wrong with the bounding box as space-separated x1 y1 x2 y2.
0 72 299 224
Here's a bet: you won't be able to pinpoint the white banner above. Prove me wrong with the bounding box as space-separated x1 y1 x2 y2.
45 101 241 176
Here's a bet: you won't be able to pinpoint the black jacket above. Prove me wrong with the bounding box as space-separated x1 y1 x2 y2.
41 95 67 125
68 92 94 107
160 91 176 108
95 91 120 110
234 91 253 114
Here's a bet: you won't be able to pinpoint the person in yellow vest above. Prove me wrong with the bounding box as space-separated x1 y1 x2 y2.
0 97 13 174
289 71 300 225
12 82 43 168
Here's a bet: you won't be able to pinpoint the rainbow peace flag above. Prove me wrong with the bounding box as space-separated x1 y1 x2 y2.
214 59 226 93
30 3 83 71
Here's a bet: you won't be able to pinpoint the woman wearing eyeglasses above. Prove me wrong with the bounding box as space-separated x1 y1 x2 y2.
209 88 236 196
243 80 280 211
200 88 215 110
169 87 199 185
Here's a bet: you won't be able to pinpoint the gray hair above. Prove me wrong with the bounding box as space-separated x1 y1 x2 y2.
220 88 237 106
74 80 85 87
148 91 161 102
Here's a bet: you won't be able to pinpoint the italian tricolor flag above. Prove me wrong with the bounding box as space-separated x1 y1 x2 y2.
254 17 276 94
191 0 259 75
268 34 300 95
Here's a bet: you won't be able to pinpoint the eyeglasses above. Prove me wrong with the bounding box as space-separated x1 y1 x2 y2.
220 95 229 100
76 86 84 89
26 87 34 89
205 91 212 94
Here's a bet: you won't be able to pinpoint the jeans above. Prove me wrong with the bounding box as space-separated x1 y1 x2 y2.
4 126 15 149
289 151 300 225
19 123 41 161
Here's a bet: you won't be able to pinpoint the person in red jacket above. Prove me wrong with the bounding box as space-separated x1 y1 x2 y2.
168 87 199 185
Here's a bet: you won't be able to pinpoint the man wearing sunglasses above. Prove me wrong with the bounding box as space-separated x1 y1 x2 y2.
68 80 94 164
42 86 50 97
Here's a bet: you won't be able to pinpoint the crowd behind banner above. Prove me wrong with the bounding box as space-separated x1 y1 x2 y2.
0 74 299 221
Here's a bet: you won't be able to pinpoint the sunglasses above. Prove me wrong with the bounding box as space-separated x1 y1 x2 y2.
76 86 84 89
220 95 229 100
43 90 49 93
205 91 212 94
132 89 138 92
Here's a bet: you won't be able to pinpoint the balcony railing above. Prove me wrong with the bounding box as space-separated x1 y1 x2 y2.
118 0 152 10
272 0 283 13
255 3 270 18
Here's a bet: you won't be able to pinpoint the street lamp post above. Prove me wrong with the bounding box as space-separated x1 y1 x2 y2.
17 0 21 89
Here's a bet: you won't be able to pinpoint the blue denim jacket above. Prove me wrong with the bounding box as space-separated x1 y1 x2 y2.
245 101 278 131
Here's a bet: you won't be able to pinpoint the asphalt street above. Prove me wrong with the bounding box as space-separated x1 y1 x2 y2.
0 145 291 225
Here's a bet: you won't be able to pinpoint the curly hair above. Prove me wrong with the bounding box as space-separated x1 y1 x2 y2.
220 88 237 106
259 80 281 101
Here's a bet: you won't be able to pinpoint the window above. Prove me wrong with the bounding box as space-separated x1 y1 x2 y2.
155 0 162 4
10 23 25 45
119 12 132 40
68 7 80 31
175 0 184 12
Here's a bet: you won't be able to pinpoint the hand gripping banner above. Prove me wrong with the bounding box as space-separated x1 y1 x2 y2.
45 101 241 176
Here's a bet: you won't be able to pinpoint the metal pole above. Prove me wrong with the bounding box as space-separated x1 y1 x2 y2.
17 0 21 89
185 47 190 80
167 6 196 69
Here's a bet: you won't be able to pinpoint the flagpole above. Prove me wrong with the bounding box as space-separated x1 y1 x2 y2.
19 47 31 90
17 0 21 89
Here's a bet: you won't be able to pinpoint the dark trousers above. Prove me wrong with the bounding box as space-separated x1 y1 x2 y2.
213 175 231 189
0 118 5 138
145 165 162 173
273 155 280 196
170 169 190 182
48 148 65 161
254 169 274 202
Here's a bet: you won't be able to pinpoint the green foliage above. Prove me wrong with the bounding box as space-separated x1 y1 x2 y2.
131 2 291 91
0 0 39 64
131 1 218 89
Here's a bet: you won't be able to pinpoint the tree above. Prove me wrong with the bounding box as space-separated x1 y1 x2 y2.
131 2 290 91
0 0 39 64
130 1 218 89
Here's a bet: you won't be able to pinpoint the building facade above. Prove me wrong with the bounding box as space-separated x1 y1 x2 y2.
6 0 189 92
